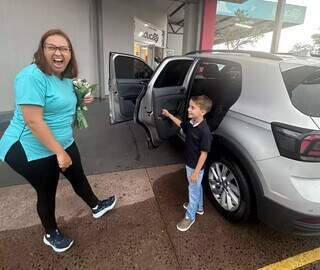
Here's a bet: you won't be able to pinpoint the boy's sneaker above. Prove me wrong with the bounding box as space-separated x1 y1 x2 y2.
92 195 117 219
183 202 204 215
177 217 195 232
43 229 74 253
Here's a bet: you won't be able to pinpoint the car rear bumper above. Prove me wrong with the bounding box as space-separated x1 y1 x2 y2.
258 196 320 236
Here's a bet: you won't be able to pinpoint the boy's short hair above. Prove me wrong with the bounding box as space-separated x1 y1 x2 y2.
190 95 213 113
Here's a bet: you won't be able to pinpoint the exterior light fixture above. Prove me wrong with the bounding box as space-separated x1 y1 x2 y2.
235 23 253 29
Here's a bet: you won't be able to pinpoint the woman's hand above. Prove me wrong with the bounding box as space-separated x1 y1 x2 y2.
56 151 72 172
83 92 94 104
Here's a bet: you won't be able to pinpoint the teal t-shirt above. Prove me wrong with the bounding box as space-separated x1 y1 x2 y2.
0 64 77 161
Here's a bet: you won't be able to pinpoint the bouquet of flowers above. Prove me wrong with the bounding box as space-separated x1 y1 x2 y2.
72 78 97 129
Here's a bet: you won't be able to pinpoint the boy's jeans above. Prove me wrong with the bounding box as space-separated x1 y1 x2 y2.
185 165 204 220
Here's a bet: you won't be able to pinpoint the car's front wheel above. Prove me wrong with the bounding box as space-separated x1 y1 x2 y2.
204 156 254 222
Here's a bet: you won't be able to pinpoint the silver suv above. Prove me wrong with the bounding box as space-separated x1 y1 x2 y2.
108 50 320 235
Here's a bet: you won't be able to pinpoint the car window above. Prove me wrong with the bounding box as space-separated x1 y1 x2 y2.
281 66 320 117
154 59 193 88
115 56 153 80
195 62 226 79
220 65 242 81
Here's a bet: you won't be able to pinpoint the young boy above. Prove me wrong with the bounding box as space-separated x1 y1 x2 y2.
162 95 213 232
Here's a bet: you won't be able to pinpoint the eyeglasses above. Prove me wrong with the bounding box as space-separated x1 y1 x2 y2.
44 43 70 53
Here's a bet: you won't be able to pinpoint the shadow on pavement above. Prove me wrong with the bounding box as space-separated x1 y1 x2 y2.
151 169 320 270
2 168 320 270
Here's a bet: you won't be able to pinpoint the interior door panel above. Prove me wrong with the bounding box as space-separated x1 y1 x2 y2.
109 52 153 124
152 87 186 139
137 57 196 146
117 79 146 118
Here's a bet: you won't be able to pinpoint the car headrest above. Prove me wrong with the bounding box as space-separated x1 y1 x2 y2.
203 64 220 78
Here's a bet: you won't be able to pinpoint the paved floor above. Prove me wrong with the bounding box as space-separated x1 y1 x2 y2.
1 164 320 270
0 100 184 187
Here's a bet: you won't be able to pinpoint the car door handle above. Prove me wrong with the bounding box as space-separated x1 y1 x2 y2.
139 80 149 85
179 87 186 93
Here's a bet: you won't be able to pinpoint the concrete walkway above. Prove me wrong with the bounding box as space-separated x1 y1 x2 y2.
0 164 183 269
1 164 320 270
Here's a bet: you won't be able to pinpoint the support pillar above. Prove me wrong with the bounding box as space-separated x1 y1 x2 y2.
200 0 217 50
94 0 105 98
182 2 202 54
270 0 286 53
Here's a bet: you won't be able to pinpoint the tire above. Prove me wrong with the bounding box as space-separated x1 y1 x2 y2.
204 155 254 222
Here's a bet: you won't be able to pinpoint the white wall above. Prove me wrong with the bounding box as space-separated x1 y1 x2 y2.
0 0 98 112
0 0 169 111
167 31 183 56
102 0 167 94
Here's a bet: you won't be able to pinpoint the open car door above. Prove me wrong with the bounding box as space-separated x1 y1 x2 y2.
136 57 197 147
108 52 153 124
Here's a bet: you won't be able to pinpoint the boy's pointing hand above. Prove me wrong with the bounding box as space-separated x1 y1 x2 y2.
191 172 199 182
162 109 170 117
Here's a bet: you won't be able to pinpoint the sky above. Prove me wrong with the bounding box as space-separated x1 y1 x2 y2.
214 0 320 52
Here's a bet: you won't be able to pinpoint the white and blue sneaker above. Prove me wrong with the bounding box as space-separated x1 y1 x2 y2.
92 195 117 219
183 202 204 215
43 229 74 253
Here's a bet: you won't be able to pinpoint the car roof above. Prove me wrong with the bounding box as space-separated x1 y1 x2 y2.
186 50 282 62
184 50 320 66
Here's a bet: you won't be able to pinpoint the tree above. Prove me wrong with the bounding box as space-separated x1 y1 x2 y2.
216 9 265 50
290 42 313 54
290 29 320 55
311 32 320 54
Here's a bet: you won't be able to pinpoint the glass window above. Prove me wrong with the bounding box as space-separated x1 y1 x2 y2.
154 60 193 88
281 65 320 117
115 56 153 79
279 0 316 54
213 0 313 54
214 0 279 52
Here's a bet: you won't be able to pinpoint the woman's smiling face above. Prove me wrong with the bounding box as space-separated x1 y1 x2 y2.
43 34 71 77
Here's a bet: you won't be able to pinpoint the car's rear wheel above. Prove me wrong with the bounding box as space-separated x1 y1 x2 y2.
204 156 254 222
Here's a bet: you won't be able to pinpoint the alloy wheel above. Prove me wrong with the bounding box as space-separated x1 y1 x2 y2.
208 162 241 212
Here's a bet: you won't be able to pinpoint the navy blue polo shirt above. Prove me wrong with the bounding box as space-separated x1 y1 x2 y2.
180 119 212 169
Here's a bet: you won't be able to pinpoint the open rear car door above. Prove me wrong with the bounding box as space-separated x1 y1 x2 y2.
135 57 197 147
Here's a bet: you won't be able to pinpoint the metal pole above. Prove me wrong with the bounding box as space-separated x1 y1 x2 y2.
270 0 286 53
95 0 105 100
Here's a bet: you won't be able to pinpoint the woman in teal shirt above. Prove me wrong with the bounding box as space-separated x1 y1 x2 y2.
0 29 116 253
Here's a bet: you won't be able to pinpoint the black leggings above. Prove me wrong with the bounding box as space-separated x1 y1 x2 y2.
5 141 99 234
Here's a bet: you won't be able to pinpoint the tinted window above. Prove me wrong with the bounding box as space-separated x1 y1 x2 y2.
281 66 320 117
115 56 153 79
190 59 242 131
195 63 224 79
154 60 193 88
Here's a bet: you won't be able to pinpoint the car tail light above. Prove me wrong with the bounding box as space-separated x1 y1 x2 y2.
271 122 320 162
300 134 320 161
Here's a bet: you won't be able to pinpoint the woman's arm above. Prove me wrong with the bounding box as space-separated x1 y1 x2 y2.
21 105 72 171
